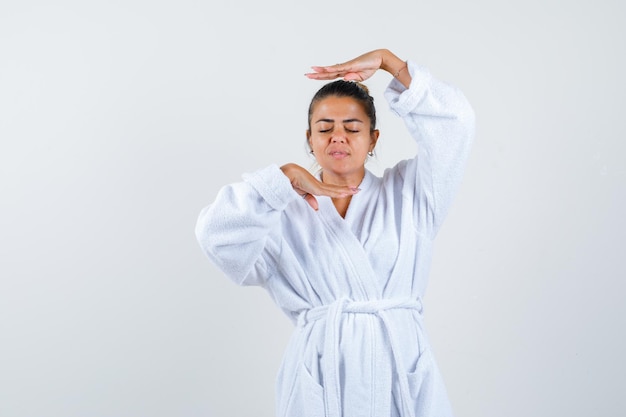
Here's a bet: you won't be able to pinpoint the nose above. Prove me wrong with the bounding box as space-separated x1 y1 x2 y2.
331 132 346 143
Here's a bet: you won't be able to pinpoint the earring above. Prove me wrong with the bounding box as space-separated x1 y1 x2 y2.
368 151 374 157
310 150 314 154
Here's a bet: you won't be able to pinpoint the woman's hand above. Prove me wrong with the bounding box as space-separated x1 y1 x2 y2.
280 163 360 211
305 48 410 87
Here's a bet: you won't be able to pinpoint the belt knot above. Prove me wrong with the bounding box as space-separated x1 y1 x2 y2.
296 297 422 327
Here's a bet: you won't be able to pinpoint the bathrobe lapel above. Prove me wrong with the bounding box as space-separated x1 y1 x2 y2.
317 196 381 300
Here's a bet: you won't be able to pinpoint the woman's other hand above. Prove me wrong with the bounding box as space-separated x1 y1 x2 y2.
280 163 360 211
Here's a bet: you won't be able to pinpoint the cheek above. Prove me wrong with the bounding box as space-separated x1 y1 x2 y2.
310 137 325 150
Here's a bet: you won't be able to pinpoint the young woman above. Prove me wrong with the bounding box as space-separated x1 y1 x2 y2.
195 48 475 417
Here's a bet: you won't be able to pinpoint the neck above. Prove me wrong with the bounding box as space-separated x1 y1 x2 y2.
320 168 366 188
321 168 365 219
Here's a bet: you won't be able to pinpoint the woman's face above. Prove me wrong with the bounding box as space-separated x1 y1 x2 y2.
307 95 379 183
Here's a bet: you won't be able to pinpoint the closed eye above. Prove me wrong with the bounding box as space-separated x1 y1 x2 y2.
318 128 359 133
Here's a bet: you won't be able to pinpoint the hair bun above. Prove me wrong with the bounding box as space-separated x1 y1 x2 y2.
355 82 370 95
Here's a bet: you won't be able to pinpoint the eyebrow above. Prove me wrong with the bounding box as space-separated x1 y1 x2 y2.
314 118 364 124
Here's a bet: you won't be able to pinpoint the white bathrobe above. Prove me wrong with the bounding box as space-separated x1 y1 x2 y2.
195 61 475 417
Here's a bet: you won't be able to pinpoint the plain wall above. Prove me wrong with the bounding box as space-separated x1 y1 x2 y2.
1 0 624 416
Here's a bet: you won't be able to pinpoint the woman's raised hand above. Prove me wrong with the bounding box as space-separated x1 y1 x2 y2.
280 163 360 211
305 49 385 82
305 49 410 88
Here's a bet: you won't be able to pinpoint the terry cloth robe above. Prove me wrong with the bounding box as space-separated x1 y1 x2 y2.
195 60 475 417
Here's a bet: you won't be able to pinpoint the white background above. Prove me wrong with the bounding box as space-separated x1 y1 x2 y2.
1 1 624 416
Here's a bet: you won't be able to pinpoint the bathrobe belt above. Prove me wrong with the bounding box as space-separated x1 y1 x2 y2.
297 297 424 417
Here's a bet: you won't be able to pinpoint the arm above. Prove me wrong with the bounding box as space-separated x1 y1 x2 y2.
385 61 475 237
195 164 359 285
194 164 296 286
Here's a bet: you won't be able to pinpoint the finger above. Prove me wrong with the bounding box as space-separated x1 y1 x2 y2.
310 64 351 73
309 65 334 73
297 184 357 199
305 71 344 80
304 194 319 211
306 68 366 82
307 63 356 78
314 184 361 198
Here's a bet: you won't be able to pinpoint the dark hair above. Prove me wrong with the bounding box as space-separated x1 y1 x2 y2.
307 80 377 132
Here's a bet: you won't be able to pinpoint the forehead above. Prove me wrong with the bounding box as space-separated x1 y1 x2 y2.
311 96 368 120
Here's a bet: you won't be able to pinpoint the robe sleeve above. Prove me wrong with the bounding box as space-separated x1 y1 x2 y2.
194 164 298 286
384 60 475 238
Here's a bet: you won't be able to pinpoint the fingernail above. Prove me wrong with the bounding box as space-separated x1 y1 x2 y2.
350 187 361 192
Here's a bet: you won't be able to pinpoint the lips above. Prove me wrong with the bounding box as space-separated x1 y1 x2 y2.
328 149 350 159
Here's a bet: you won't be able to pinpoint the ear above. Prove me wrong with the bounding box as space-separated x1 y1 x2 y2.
306 130 312 150
369 129 380 152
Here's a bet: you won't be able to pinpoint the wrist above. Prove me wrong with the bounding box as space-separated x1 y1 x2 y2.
379 49 405 76
280 163 294 176
280 163 300 182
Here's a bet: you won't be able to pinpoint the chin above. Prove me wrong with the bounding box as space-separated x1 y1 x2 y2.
321 165 363 178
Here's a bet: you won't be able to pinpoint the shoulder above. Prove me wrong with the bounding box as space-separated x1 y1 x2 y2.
380 159 415 187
